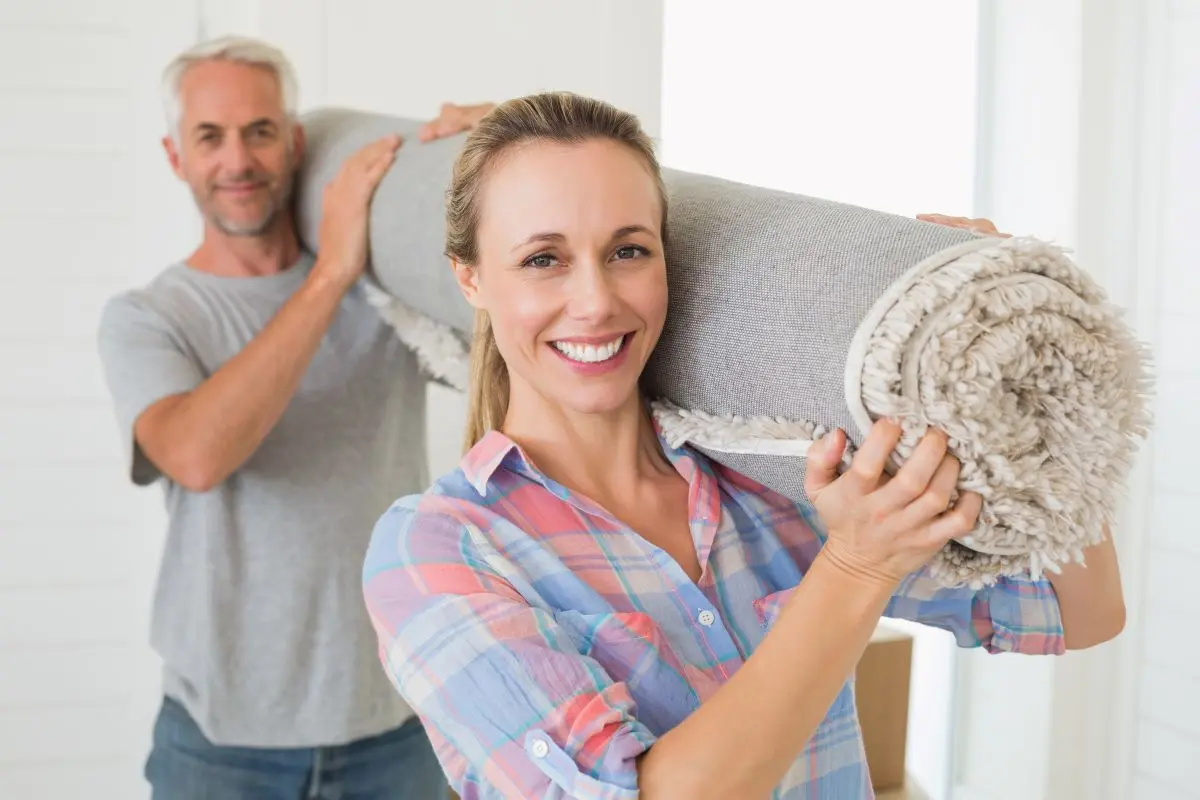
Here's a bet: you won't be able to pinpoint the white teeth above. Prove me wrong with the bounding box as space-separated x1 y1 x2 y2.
553 335 625 364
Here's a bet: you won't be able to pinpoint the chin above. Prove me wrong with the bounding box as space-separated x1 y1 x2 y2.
554 386 642 417
212 211 275 238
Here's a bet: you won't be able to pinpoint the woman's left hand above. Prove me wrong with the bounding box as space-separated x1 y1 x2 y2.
917 213 1011 237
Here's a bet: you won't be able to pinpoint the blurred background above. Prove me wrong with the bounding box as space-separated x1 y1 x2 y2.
1 0 1194 798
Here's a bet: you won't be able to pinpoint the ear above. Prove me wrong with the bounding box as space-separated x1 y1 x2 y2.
162 135 186 181
451 259 483 308
291 121 307 164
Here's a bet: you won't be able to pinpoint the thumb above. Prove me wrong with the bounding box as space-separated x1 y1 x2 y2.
805 429 846 497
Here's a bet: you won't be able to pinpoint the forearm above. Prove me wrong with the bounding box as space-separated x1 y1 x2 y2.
149 266 351 489
638 552 894 800
1047 525 1126 649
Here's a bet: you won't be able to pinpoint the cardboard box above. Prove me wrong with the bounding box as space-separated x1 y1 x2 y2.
855 622 914 792
876 779 929 800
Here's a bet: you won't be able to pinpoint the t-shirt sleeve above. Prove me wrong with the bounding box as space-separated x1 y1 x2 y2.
96 292 205 486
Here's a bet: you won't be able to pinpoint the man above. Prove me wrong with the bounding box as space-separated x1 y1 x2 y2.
96 35 492 798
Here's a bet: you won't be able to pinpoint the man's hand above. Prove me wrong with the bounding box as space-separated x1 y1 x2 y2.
917 213 1011 237
311 134 402 292
417 101 497 142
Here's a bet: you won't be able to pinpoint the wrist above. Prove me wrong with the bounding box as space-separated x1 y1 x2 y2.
306 259 359 297
814 540 904 598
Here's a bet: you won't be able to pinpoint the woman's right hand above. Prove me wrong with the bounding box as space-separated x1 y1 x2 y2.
804 419 982 588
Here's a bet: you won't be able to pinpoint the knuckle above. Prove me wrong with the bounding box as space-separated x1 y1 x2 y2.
850 462 877 483
894 473 925 499
922 489 952 513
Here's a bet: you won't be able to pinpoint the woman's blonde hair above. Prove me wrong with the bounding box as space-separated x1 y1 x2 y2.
445 91 668 452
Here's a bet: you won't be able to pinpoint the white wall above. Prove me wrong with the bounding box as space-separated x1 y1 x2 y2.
955 2 1200 799
660 3 980 798
1110 1 1200 797
0 3 663 798
0 0 196 797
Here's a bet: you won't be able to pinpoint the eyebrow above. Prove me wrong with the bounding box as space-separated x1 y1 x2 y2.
192 118 278 137
511 224 656 253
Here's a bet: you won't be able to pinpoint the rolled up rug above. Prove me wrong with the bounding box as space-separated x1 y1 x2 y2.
294 107 1153 589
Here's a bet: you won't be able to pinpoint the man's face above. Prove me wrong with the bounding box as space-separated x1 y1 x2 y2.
164 59 303 237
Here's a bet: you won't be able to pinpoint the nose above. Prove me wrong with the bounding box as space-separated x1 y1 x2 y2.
223 136 255 176
565 259 620 323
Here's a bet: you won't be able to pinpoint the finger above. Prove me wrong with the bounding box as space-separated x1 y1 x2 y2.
804 428 846 498
359 134 402 163
926 490 983 544
364 135 403 169
843 418 903 491
895 453 961 529
917 213 957 224
968 218 1012 238
871 429 948 510
437 119 464 138
363 146 398 184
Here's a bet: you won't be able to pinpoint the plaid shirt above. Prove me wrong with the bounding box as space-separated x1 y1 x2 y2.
363 428 1064 799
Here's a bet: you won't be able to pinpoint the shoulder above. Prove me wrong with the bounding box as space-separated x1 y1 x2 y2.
97 267 193 338
364 467 491 571
363 466 526 612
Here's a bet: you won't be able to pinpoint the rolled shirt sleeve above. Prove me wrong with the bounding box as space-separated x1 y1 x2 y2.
884 565 1066 655
362 502 657 799
780 499 1065 655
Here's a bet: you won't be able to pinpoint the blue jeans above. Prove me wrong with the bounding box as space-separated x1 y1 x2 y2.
145 696 449 799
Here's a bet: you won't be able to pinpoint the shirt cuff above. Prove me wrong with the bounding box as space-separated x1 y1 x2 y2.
523 728 649 800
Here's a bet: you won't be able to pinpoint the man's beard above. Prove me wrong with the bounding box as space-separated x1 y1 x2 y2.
202 165 296 238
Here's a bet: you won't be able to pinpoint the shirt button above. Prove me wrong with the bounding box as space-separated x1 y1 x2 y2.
531 739 550 759
698 609 716 627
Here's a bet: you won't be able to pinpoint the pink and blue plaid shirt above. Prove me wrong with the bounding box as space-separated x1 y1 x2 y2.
363 427 1064 799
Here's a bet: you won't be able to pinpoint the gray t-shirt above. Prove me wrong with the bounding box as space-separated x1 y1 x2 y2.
96 251 427 747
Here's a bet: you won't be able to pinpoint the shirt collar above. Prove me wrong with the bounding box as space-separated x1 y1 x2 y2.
458 417 709 498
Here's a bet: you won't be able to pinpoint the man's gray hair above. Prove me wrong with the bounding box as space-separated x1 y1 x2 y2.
161 35 299 142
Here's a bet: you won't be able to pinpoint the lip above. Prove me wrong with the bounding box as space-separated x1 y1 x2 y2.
550 332 632 345
218 183 266 195
548 333 634 376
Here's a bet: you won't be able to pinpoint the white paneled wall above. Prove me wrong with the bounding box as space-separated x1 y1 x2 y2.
0 1 203 797
0 1 149 797
1125 1 1200 797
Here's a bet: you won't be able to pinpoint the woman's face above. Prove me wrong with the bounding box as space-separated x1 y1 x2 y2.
456 138 668 418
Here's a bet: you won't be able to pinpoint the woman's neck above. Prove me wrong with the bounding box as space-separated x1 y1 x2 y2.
502 388 675 502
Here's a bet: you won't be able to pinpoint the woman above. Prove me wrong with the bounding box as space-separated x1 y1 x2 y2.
362 92 1126 799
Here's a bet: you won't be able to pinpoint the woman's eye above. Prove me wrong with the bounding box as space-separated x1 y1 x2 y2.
614 245 648 261
523 253 557 268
